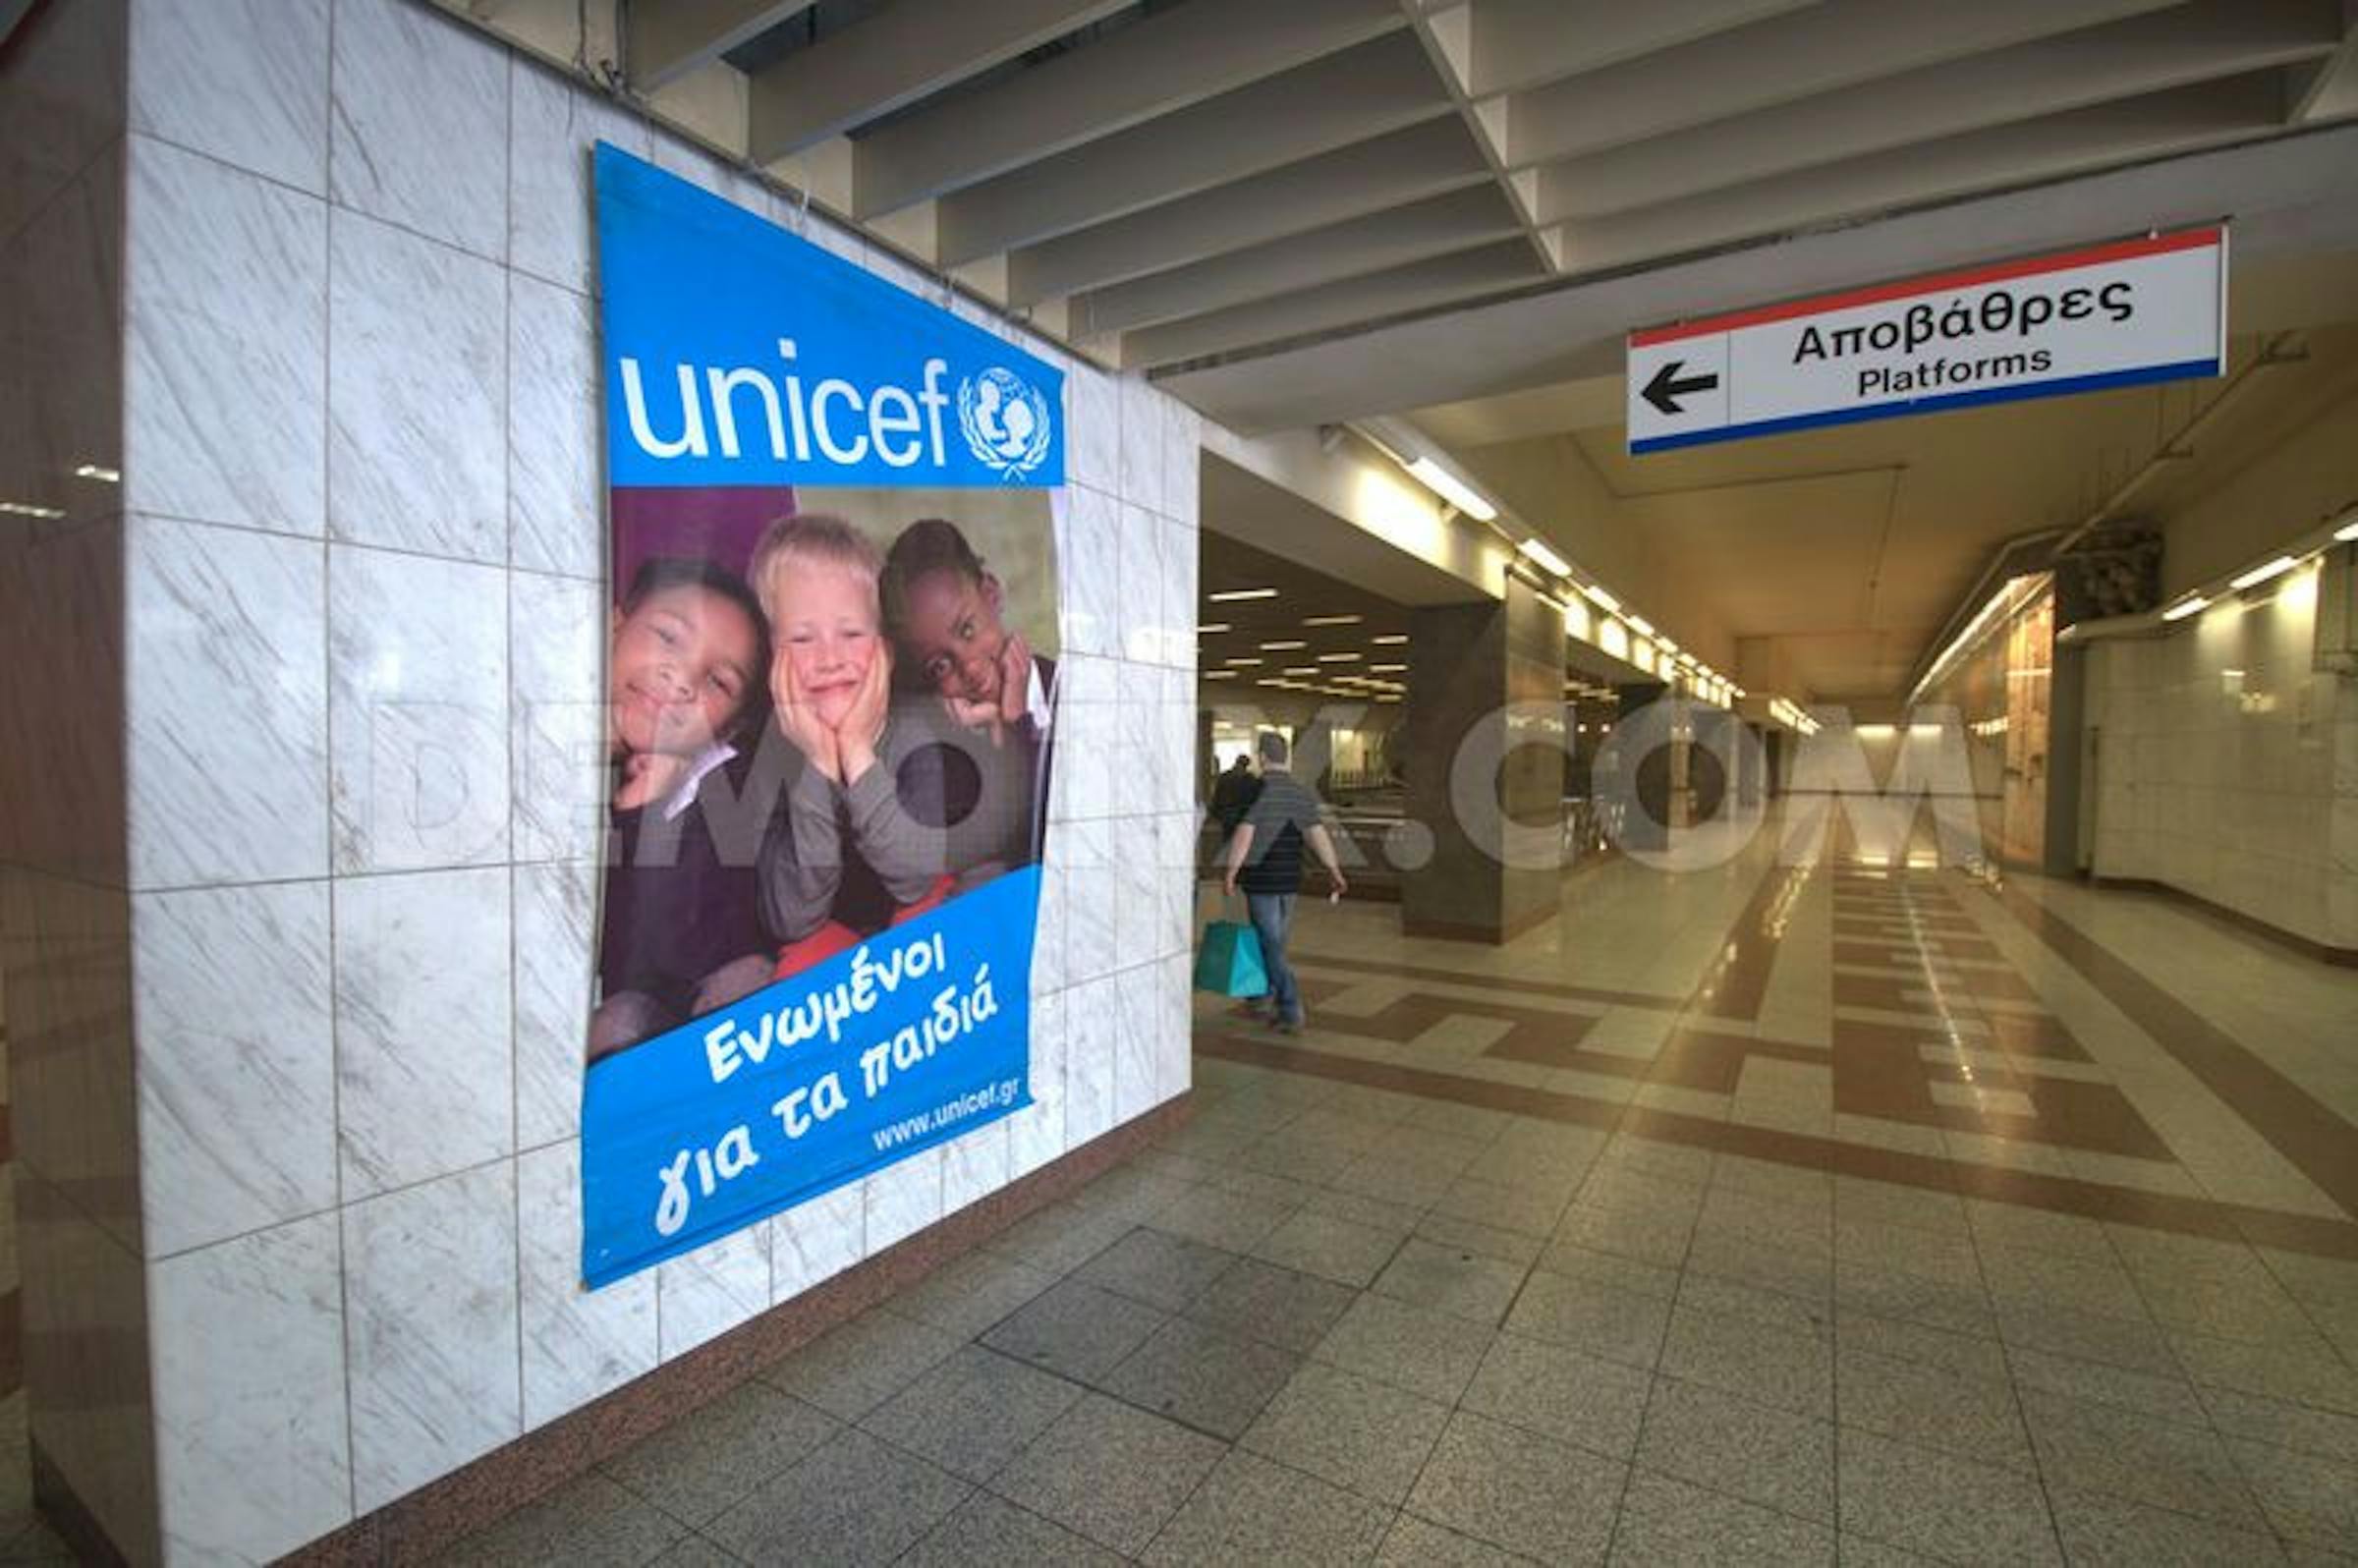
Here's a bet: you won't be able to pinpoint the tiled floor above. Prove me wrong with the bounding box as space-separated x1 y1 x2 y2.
424 817 2358 1566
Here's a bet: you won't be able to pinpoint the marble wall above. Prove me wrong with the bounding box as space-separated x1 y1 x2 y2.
2085 550 2358 950
96 0 1201 1559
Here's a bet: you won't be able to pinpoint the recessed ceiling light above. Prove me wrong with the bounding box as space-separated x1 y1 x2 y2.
1225 656 1263 666
1208 588 1278 602
1197 622 1230 634
1203 670 1237 680
1372 634 1408 645
74 464 120 482
1262 640 1306 650
0 500 65 519
1316 652 1360 662
1302 614 1362 627
1370 663 1406 673
1283 666 1319 676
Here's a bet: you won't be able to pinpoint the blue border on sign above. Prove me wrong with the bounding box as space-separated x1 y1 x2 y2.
1631 358 2223 454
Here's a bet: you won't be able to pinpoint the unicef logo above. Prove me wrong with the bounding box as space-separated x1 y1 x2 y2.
956 366 1054 480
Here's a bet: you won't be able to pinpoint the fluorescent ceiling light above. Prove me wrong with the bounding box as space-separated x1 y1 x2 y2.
1262 640 1306 650
1197 622 1229 634
2335 514 2358 543
2161 596 2208 622
74 464 120 482
1317 652 1360 662
1855 723 1896 738
1910 723 1941 737
1208 587 1278 602
1302 613 1362 627
1372 633 1408 645
1626 615 1656 638
1582 584 1619 612
0 500 65 519
1402 457 1498 522
1203 670 1237 680
1283 666 1319 676
1518 538 1571 577
1370 663 1406 673
1224 656 1263 666
2229 556 2295 590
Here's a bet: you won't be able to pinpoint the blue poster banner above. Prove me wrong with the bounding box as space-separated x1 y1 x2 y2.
595 142 1064 490
584 145 1059 1289
584 868 1038 1287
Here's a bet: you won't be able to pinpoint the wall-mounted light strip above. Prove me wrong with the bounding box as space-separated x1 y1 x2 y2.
1517 538 1571 577
2161 595 2208 622
2229 555 2295 590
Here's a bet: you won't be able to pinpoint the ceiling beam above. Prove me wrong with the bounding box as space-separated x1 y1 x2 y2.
1540 0 2346 222
1074 185 1526 336
2288 0 2358 120
745 0 1129 164
1493 0 2183 168
1549 73 2286 277
935 32 1452 265
627 0 815 94
1461 0 1826 99
852 0 1405 217
1121 240 1547 368
1007 119 1492 306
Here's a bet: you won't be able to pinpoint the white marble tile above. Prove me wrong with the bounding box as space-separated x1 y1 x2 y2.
328 545 509 871
651 138 769 217
1050 684 1113 825
126 139 327 538
149 1212 350 1564
333 868 513 1200
1063 975 1118 1148
126 514 329 887
327 209 506 562
658 1220 771 1359
1157 811 1199 959
329 0 507 258
1118 375 1165 510
1161 668 1197 814
1060 818 1118 983
1160 514 1198 668
519 1141 657 1428
1066 362 1121 494
1118 502 1164 665
1032 857 1068 995
1010 987 1067 1177
510 570 602 865
514 862 593 1150
1113 961 1159 1124
1157 952 1192 1101
131 0 328 194
508 274 603 580
509 63 648 295
343 1160 521 1514
865 1147 944 1253
1057 484 1119 658
1112 809 1159 967
1162 400 1201 526
942 1119 1010 1215
771 1183 865 1306
133 881 337 1258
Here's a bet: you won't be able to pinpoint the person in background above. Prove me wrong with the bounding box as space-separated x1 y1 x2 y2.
1221 731 1347 1033
1208 752 1259 837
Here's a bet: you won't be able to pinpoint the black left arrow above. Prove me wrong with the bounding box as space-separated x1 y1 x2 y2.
1642 359 1719 417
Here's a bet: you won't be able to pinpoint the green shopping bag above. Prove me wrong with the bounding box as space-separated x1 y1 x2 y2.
1194 913 1267 998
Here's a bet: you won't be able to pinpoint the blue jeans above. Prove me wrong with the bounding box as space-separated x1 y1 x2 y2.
1245 892 1300 1024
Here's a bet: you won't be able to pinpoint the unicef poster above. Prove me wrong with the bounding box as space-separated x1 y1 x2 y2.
582 144 1063 1287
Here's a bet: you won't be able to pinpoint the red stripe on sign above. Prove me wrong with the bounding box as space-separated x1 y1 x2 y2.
1630 227 2222 347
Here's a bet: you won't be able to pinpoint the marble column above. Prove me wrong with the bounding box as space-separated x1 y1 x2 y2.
1402 577 1566 942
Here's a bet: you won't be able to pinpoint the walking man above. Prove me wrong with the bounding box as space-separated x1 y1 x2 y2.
1221 731 1347 1033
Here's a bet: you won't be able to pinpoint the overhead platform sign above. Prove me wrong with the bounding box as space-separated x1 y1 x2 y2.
1626 227 2226 453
